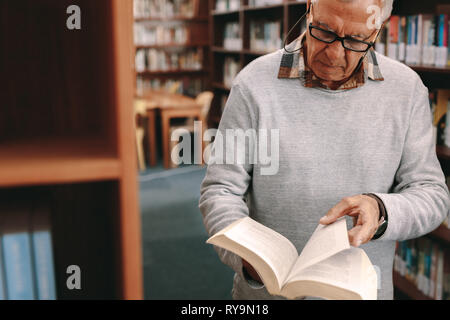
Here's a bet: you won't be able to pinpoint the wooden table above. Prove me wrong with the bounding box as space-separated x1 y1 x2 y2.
138 91 205 169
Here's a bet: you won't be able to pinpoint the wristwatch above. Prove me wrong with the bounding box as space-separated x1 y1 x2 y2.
363 193 388 240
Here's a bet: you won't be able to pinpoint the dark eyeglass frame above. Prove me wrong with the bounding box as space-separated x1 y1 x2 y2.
308 23 377 53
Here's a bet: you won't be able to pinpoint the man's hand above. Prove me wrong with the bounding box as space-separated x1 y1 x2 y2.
319 195 380 247
242 259 262 283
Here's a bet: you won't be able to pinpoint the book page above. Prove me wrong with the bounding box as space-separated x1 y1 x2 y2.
210 217 299 289
289 218 350 276
283 247 377 300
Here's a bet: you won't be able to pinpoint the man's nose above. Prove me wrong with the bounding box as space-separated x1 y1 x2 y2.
324 40 346 64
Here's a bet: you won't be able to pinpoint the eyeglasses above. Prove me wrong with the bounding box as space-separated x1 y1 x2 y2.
308 23 376 53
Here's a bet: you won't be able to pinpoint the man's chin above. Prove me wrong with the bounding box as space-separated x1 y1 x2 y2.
313 71 346 82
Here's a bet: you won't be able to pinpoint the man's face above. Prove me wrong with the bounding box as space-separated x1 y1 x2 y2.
305 0 379 82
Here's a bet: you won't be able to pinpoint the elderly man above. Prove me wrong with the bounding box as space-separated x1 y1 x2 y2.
199 0 450 300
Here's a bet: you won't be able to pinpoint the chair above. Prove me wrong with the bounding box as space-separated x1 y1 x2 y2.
134 98 157 171
134 99 148 171
169 91 214 168
167 82 181 94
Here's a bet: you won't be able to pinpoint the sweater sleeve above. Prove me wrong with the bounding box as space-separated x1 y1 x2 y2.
199 82 256 279
372 79 450 242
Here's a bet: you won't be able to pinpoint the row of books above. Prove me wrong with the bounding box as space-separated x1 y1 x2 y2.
430 89 450 148
134 23 190 46
0 200 56 300
223 22 242 50
215 0 240 12
248 0 282 7
250 19 282 52
134 0 197 19
375 14 450 67
135 48 203 72
394 236 449 300
136 77 203 97
223 56 240 88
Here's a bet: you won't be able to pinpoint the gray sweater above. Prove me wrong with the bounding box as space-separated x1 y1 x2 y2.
199 48 450 300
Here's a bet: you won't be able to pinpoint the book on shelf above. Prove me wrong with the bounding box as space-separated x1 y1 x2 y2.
223 56 240 88
31 199 56 300
215 0 240 12
429 89 450 148
0 233 5 300
248 0 283 7
0 202 35 300
135 47 203 72
250 19 282 52
136 76 203 96
134 0 198 19
207 217 378 300
223 21 242 51
375 13 449 67
134 23 190 47
394 237 450 299
0 198 57 300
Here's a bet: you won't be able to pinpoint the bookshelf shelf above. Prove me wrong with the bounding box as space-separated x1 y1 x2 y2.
437 145 450 161
212 46 242 54
212 82 232 91
137 69 207 76
393 271 433 300
428 224 450 244
212 9 241 16
243 4 284 11
410 65 450 74
287 0 307 5
136 43 209 49
0 137 121 188
135 16 209 22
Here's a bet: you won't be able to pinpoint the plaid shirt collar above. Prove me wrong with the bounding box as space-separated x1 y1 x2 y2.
278 32 384 90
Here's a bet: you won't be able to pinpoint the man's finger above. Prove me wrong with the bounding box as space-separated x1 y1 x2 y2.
348 225 362 246
320 197 356 225
350 219 377 246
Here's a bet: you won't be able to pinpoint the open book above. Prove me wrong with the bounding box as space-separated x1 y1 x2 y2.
207 217 378 300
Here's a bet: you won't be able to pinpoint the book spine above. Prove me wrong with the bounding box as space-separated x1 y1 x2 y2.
430 242 438 298
423 239 432 296
444 249 450 300
2 232 35 299
0 236 6 300
32 232 56 300
436 247 444 300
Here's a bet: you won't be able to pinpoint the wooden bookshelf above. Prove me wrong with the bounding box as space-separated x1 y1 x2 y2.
0 0 142 299
393 271 434 300
134 0 210 96
429 224 450 244
208 0 309 126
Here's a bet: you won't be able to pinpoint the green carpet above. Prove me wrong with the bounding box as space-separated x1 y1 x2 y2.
139 166 235 299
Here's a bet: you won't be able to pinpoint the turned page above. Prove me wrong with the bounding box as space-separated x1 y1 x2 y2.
283 247 378 300
288 217 350 277
208 217 299 289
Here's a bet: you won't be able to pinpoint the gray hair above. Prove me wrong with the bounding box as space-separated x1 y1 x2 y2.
311 0 393 26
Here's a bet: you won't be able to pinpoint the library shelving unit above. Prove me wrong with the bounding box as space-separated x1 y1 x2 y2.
208 0 450 299
134 0 210 97
208 0 307 126
0 0 142 299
